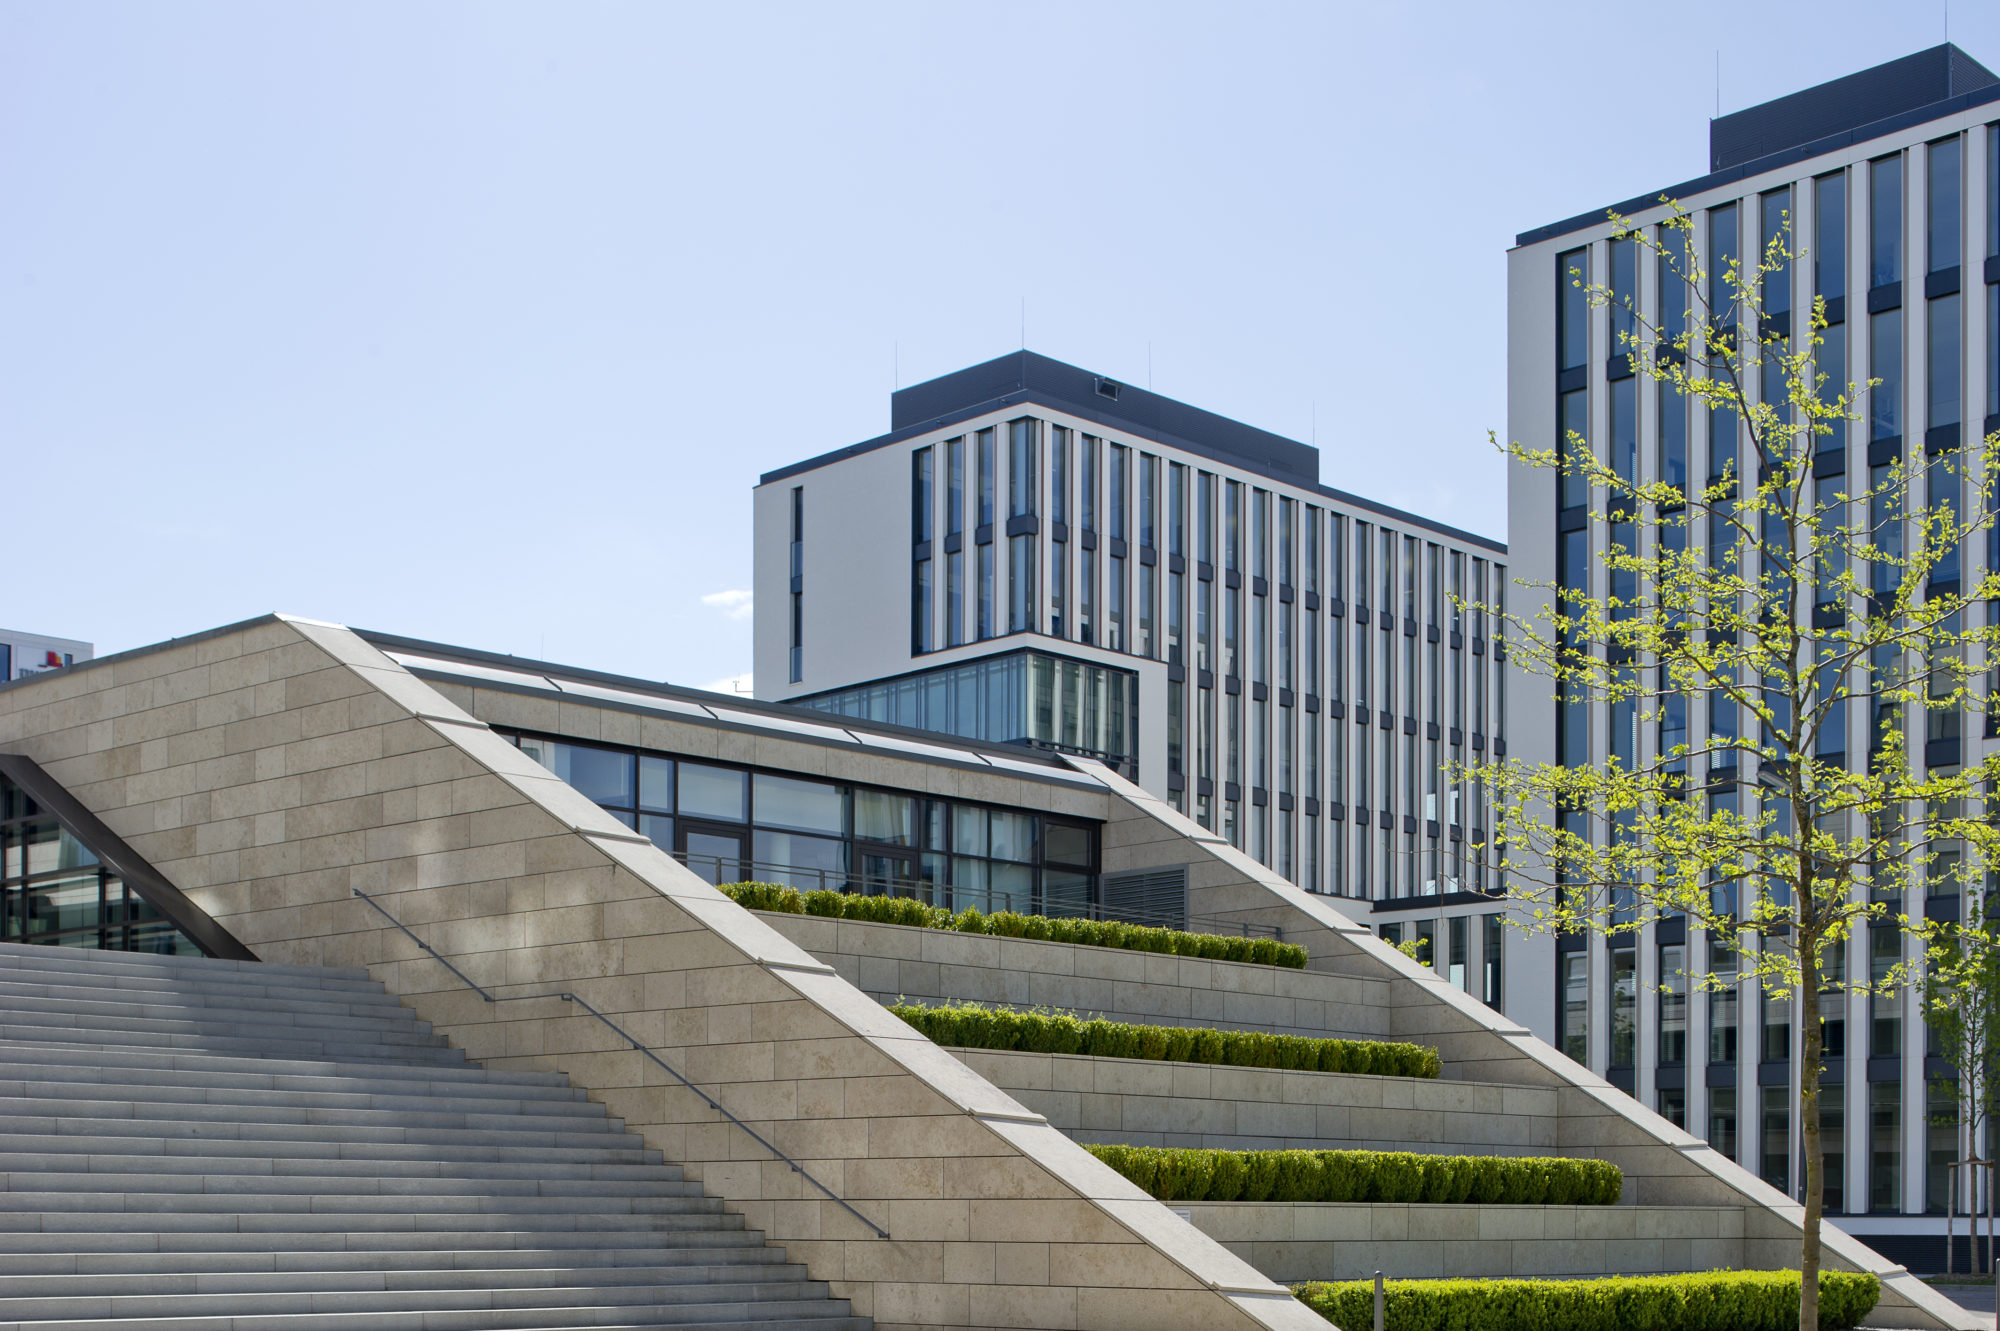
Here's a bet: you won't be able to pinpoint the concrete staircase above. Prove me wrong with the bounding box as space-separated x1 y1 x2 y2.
0 941 868 1331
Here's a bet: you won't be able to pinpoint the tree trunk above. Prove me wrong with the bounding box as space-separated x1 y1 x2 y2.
1800 951 1824 1331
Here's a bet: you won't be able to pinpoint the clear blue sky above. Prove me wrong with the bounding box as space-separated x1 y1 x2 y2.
6 1 1994 690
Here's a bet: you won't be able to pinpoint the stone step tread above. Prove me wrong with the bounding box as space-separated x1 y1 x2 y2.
0 943 373 985
0 1250 791 1277
0 1266 811 1295
0 1078 602 1118
0 1133 661 1167
0 1027 465 1067
0 1173 699 1199
0 1040 565 1088
7 1155 680 1183
0 1116 650 1153
0 1231 767 1256
0 1212 750 1235
0 1004 441 1040
0 1097 624 1135
0 980 414 1019
0 1059 584 1104
0 1279 836 1318
0 1192 730 1216
0 1303 860 1327
0 969 392 1004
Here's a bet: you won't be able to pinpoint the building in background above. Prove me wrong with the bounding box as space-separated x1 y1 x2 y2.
754 352 1510 934
1506 43 2000 1251
0 628 91 681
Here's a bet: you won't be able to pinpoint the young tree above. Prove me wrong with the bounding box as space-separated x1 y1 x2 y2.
1922 885 2000 1280
1471 199 2000 1331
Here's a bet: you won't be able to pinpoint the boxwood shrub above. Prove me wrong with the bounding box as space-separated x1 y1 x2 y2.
1086 1144 1622 1205
1292 1270 1879 1331
891 1001 1440 1079
716 882 1308 968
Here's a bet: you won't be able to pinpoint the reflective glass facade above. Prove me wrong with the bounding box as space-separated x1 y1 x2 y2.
0 773 200 955
507 732 1099 918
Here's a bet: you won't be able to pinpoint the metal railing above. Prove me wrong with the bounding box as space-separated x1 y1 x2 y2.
350 887 890 1240
666 850 1280 941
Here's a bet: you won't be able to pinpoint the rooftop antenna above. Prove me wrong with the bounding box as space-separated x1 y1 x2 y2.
1312 400 1317 447
1148 341 1153 390
1020 298 1025 350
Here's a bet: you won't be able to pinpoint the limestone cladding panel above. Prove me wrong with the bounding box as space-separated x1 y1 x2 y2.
1063 757 1976 1331
0 616 1325 1331
754 911 1394 1040
1185 1201 1750 1284
952 1049 1560 1154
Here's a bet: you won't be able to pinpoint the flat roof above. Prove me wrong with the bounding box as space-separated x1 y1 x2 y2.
354 629 1107 790
759 350 1506 555
1517 43 2000 250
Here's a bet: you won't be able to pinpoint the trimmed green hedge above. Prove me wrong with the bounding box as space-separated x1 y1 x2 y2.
716 882 1308 969
890 1001 1440 1079
1292 1270 1879 1331
1086 1144 1622 1205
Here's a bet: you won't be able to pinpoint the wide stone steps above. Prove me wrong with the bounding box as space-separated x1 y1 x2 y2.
0 942 864 1330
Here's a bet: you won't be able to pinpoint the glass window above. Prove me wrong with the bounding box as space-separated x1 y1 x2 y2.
752 829 846 891
1610 947 1637 1066
1870 155 1902 288
1709 202 1739 319
1558 247 1589 370
1658 943 1687 1063
550 743 634 810
1008 419 1037 519
1761 1085 1790 1194
638 756 674 814
1928 137 1961 273
987 810 1036 863
1561 952 1588 1063
1929 293 1962 430
977 428 995 528
1710 1087 1738 1163
854 790 915 846
678 763 748 822
1609 236 1637 350
946 438 964 535
752 773 843 835
1761 187 1791 315
1815 171 1847 305
912 447 933 543
1051 427 1069 525
1870 1080 1902 1212
1870 309 1901 440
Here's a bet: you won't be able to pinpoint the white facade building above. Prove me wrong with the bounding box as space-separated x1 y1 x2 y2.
1507 44 2000 1262
0 628 91 681
754 352 1531 1025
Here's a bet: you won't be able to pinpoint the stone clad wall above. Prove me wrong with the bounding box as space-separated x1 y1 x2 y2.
1070 758 1972 1331
755 911 1393 1040
0 616 1324 1331
950 1048 1560 1155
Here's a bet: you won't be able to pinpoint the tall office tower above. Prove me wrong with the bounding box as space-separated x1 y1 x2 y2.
1508 45 2000 1257
754 351 1509 928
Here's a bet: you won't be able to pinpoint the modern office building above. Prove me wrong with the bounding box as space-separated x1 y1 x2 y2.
0 611 1974 1328
0 627 91 681
1507 44 2000 1255
753 353 1514 949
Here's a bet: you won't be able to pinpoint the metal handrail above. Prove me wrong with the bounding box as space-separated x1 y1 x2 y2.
665 850 1282 941
350 887 890 1240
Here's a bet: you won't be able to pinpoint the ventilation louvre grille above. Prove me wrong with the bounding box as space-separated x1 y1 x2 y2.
1099 865 1187 931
